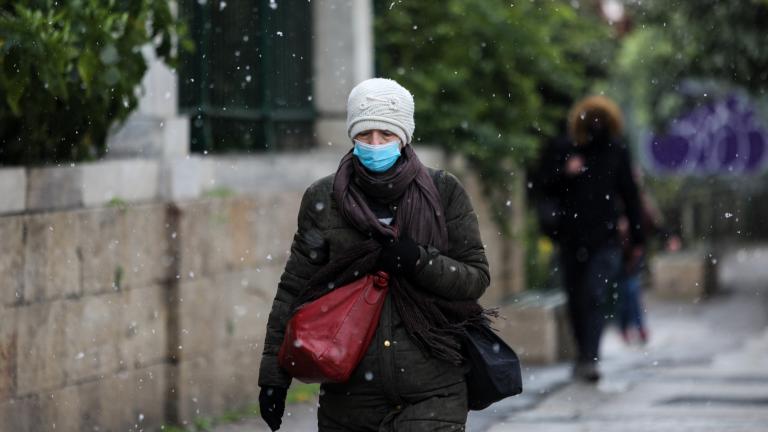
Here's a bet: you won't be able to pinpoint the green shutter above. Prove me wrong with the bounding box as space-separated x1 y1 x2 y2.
179 0 314 152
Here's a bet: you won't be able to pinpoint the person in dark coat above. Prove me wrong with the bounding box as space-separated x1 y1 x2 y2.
257 78 491 431
534 95 645 382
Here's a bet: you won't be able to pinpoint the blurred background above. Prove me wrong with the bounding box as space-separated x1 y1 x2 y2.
0 0 766 431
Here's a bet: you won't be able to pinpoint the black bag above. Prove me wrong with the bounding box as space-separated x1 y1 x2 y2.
535 196 562 240
465 325 523 410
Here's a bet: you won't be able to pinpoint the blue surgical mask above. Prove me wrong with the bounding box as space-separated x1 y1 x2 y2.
353 140 402 172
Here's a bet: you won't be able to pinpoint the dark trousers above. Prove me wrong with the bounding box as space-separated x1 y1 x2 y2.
618 267 645 331
318 381 467 431
560 245 622 362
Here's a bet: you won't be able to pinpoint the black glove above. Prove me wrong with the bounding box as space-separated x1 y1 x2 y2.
259 386 288 431
377 235 422 275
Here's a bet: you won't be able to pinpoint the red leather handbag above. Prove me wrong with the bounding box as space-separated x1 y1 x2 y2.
278 272 389 383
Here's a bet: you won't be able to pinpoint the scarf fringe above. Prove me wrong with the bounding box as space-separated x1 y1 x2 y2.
390 277 494 365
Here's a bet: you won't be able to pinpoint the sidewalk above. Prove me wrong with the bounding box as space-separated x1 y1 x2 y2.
215 247 768 431
487 247 768 432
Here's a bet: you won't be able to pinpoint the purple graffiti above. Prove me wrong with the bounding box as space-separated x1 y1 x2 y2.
648 96 768 174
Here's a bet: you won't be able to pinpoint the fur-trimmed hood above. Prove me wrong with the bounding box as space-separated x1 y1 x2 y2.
567 95 624 146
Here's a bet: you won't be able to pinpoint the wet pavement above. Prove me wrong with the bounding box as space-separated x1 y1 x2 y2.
215 246 768 431
487 246 768 432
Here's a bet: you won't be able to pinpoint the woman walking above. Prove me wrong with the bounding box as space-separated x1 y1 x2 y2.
257 78 491 431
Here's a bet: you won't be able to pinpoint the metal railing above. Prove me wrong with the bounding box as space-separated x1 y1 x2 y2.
179 0 314 152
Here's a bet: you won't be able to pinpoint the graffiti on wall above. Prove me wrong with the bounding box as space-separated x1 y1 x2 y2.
648 96 768 174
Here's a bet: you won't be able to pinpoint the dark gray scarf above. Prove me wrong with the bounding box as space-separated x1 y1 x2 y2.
294 145 490 365
333 144 448 249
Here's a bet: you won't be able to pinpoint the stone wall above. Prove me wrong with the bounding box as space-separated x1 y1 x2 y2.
651 249 719 300
0 194 298 431
0 150 526 431
170 195 300 423
0 204 173 431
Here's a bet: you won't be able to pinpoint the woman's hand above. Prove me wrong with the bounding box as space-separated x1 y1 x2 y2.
259 386 288 431
376 235 422 275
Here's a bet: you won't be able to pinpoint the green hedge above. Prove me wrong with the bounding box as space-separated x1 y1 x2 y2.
374 0 614 231
0 0 189 165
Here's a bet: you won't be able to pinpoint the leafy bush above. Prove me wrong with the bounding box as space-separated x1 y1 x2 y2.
524 210 557 291
375 0 615 230
0 0 188 165
608 0 768 135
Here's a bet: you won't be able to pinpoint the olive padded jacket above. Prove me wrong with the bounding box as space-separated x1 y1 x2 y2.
257 168 490 400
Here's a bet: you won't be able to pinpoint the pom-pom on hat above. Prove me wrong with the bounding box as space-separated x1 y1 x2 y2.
346 78 415 145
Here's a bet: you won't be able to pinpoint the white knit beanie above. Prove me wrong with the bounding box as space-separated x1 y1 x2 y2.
346 78 415 145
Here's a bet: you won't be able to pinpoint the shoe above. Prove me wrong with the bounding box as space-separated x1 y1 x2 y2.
620 328 632 345
573 361 601 383
638 327 649 345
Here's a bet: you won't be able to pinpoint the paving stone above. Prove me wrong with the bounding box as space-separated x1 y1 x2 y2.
122 204 172 289
15 301 67 395
218 271 272 348
23 212 81 302
0 395 43 432
211 345 261 414
63 293 123 384
77 364 167 432
78 207 125 295
0 216 24 306
229 199 262 272
173 355 219 424
35 385 80 432
119 285 168 369
204 199 239 275
239 266 283 300
251 193 301 270
113 364 167 430
176 276 225 358
176 199 262 280
174 346 261 425
176 268 274 360
0 307 16 400
177 201 211 281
